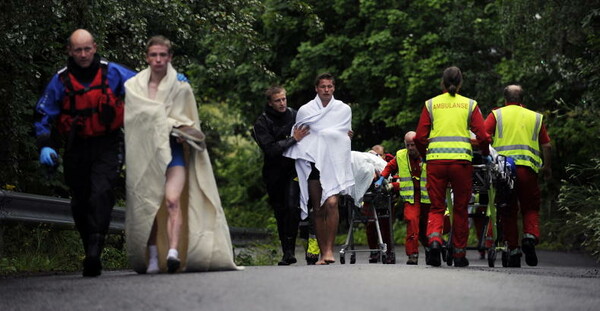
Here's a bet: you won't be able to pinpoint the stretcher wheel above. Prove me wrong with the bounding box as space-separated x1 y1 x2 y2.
350 254 356 264
340 254 345 264
488 249 496 267
501 251 508 267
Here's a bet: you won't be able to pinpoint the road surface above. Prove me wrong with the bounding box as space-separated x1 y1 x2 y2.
1 246 599 311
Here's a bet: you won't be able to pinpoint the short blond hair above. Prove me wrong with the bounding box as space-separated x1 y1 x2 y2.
146 35 173 55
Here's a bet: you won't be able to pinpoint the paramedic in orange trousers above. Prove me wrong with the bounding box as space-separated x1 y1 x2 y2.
484 84 552 267
377 131 431 265
415 66 491 267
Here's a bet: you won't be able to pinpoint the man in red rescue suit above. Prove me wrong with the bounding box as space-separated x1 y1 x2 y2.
376 131 430 265
484 84 552 267
415 66 490 267
34 29 136 277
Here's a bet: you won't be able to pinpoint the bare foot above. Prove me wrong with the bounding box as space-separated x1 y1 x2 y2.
315 260 329 265
319 254 336 264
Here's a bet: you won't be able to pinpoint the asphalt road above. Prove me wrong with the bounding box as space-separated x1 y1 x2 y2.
1 246 599 311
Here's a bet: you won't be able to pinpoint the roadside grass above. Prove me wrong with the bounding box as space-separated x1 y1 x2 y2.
0 223 127 276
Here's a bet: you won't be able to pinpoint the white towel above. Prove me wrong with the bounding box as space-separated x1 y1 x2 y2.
349 151 388 207
283 95 354 219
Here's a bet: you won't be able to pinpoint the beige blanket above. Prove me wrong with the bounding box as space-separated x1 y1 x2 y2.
124 63 239 273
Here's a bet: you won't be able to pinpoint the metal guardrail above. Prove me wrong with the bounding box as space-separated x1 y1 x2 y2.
0 190 271 245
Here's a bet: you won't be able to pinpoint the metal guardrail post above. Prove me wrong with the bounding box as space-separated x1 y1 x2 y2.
0 190 270 245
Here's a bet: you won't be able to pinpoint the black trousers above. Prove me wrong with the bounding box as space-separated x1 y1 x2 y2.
266 174 300 246
63 132 121 248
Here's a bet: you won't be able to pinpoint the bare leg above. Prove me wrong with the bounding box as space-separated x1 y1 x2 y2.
322 195 339 263
308 179 328 265
165 166 186 251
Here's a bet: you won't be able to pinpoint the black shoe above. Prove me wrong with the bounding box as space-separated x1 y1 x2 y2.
507 252 522 268
522 238 538 266
428 242 442 267
167 257 181 273
384 253 396 264
425 248 431 265
82 256 102 277
406 254 418 265
278 253 297 266
369 251 380 263
306 253 318 265
453 257 469 267
82 233 104 277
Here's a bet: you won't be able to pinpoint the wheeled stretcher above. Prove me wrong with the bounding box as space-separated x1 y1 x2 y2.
339 184 395 264
443 153 515 267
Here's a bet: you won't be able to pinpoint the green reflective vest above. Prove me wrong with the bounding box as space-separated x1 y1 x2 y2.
425 93 476 161
492 105 543 172
396 149 430 204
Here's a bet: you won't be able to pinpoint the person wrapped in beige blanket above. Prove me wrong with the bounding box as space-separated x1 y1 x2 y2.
124 35 239 273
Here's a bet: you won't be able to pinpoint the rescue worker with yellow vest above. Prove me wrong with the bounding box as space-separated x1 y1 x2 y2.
484 84 552 267
415 66 491 267
34 29 136 276
376 131 430 265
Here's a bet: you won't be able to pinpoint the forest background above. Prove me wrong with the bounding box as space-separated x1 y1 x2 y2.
0 0 599 271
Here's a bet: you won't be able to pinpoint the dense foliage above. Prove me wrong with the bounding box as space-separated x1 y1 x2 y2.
0 0 599 268
556 159 600 256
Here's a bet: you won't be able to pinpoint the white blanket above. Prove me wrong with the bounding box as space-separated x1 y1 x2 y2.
283 95 354 219
124 63 239 273
349 151 388 206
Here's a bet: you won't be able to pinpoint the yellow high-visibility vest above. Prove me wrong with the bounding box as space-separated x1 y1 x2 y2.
396 149 430 204
425 93 476 161
492 105 543 172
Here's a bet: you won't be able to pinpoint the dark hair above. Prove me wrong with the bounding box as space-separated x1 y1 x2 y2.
504 85 523 103
441 66 463 96
314 73 335 87
146 35 173 55
265 86 286 102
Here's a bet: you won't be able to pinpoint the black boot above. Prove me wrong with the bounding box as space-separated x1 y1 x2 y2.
453 256 469 267
522 238 538 266
507 249 522 268
369 251 380 263
278 237 297 265
428 241 442 267
285 236 297 264
82 233 104 277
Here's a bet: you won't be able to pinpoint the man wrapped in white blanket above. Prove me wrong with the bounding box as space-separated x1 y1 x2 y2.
283 73 354 265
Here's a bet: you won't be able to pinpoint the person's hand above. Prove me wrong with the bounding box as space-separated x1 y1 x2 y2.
348 130 354 139
293 125 310 142
40 147 58 166
374 176 385 188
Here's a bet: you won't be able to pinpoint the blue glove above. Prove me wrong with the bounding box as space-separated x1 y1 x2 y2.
40 147 57 166
483 155 493 165
374 176 385 188
176 73 188 82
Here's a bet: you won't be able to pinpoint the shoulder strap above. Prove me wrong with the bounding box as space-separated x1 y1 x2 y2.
100 59 109 94
58 67 77 116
